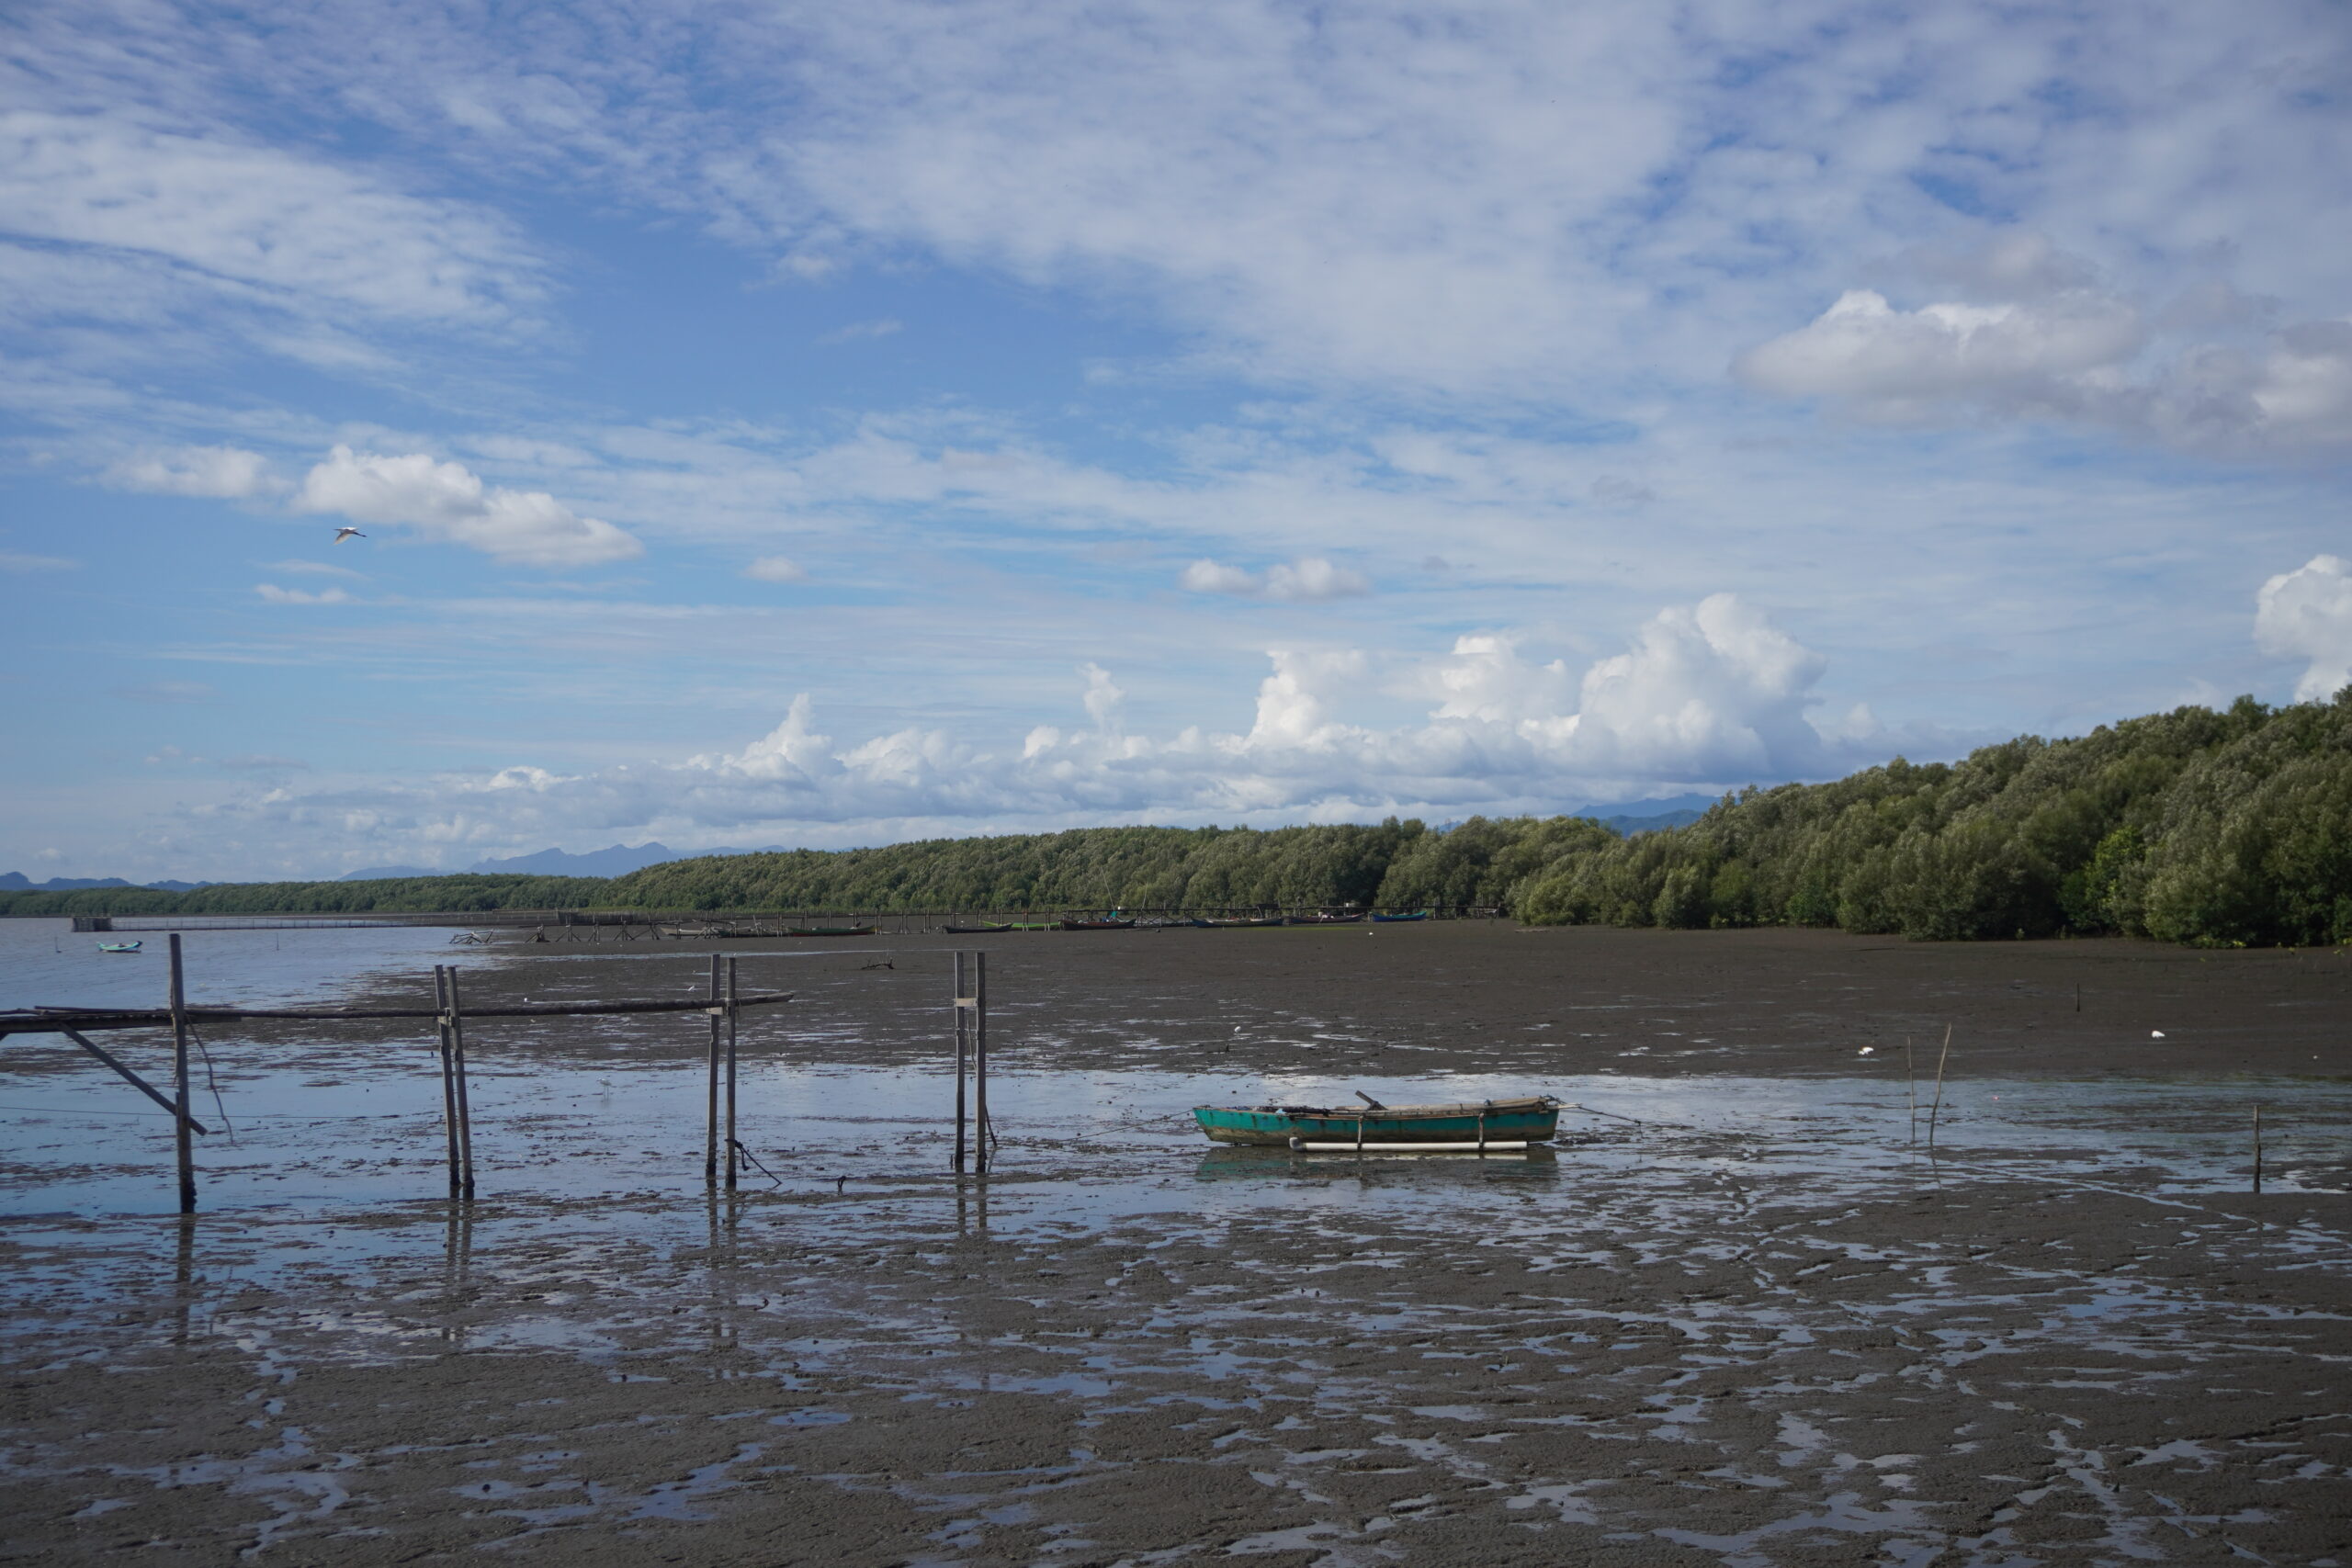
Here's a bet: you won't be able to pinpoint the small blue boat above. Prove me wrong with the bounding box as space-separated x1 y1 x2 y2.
96 941 142 953
1370 909 1430 922
1192 1093 1561 1148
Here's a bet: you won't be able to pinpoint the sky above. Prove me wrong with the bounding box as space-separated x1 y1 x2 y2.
3 0 2350 883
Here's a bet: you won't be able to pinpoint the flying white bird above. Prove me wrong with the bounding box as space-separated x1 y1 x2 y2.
1858 1046 1874 1055
2150 1030 2165 1039
333 527 366 543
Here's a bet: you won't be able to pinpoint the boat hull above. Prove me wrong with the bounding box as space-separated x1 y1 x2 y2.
1193 1095 1559 1147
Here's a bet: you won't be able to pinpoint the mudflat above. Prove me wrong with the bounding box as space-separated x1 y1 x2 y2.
3 922 2346 1564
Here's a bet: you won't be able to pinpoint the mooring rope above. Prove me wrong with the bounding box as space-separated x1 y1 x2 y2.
729 1138 785 1187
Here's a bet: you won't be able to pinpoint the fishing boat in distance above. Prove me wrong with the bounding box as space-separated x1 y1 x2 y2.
1193 1092 1562 1150
787 924 879 937
1058 916 1136 931
1370 909 1430 922
1285 911 1364 925
96 940 143 954
941 920 1016 934
1199 916 1283 928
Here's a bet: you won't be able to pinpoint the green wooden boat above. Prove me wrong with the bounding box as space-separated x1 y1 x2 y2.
1192 1093 1561 1148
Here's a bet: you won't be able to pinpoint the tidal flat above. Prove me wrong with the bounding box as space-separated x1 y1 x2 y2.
3 921 2348 1564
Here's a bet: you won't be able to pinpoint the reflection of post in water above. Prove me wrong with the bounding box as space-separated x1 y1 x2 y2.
956 1176 989 1234
440 1199 474 1347
171 1213 196 1348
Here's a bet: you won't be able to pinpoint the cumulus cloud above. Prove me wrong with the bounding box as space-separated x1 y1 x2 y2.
743 555 808 583
204 593 1877 863
254 582 352 604
107 445 280 499
1739 235 2352 451
1180 556 1370 600
2256 555 2352 701
293 446 641 568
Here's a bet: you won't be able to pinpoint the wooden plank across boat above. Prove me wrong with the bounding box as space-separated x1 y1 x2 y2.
1192 1093 1561 1148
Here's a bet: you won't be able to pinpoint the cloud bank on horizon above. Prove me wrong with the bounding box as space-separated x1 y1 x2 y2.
0 0 2346 879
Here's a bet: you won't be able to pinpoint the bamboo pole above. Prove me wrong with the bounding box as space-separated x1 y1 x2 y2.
2254 1106 2263 1193
724 956 740 1192
58 1028 208 1133
953 952 969 1173
705 954 721 1188
1926 1024 1951 1148
973 951 989 1176
169 933 195 1213
447 966 476 1200
1905 1037 1916 1144
1 993 796 1035
434 967 462 1197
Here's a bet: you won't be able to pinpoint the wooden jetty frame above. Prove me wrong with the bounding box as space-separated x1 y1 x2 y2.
0 938 791 1212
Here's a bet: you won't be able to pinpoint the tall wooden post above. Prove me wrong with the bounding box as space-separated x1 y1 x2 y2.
953 952 970 1173
704 954 721 1188
724 956 740 1191
434 967 462 1196
973 951 989 1175
447 966 476 1200
168 933 195 1213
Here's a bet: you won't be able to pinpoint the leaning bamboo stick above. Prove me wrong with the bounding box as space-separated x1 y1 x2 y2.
1926 1024 1951 1148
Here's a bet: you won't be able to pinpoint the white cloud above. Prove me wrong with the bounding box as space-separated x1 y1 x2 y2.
744 555 808 583
1736 288 2145 406
108 445 280 499
2256 555 2352 702
1738 236 2352 451
1180 556 1370 600
1180 558 1259 594
817 318 904 344
293 446 642 568
0 109 538 329
0 550 75 571
254 583 352 605
198 593 1873 863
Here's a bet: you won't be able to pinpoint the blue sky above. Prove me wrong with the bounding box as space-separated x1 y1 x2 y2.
4 0 2350 881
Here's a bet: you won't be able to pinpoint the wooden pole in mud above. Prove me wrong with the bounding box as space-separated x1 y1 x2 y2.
704 954 721 1188
1926 1025 1951 1148
447 966 476 1200
2254 1106 2263 1193
952 952 970 1173
433 967 462 1196
1905 1037 1916 1144
724 956 740 1191
974 951 989 1175
169 933 195 1213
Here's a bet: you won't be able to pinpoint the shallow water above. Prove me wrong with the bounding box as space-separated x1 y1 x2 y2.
7 931 2351 1564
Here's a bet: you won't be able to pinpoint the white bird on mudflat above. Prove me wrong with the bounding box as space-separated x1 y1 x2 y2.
1858 1046 1874 1055
333 526 366 543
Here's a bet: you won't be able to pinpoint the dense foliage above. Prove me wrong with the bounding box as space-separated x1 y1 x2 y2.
1520 692 2352 946
8 694 2349 945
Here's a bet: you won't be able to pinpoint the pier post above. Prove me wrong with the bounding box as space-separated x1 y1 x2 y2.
953 952 970 1172
447 966 476 1200
724 956 740 1191
169 933 195 1213
705 954 721 1187
434 967 462 1196
974 951 989 1175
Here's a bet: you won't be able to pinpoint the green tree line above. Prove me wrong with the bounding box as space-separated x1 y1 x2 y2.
9 693 2349 945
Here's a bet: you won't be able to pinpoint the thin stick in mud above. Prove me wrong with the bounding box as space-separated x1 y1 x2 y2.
2254 1105 2263 1193
1905 1037 1916 1144
705 954 721 1187
447 965 476 1200
1926 1024 1951 1148
169 932 194 1213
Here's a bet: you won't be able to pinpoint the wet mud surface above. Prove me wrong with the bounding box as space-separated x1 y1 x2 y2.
5 924 2350 1563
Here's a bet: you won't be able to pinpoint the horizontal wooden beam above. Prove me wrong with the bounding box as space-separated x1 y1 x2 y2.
0 991 793 1038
